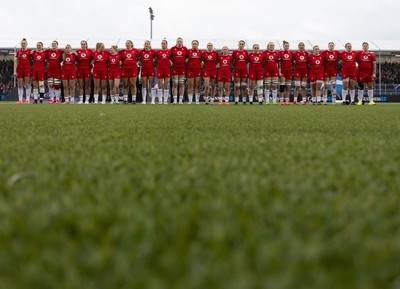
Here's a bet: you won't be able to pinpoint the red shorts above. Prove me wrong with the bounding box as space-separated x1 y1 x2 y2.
172 66 186 77
358 73 374 83
16 67 31 78
203 69 217 79
121 67 138 78
324 69 337 79
294 69 308 79
47 70 61 79
265 67 279 78
141 68 155 77
281 69 292 81
61 69 77 80
108 71 120 80
218 73 231 83
31 70 45 81
157 68 171 79
93 70 108 80
309 72 324 82
234 68 248 79
249 69 264 81
342 70 357 81
187 67 202 78
77 67 91 79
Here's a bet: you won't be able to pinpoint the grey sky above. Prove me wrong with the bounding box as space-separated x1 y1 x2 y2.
3 0 400 49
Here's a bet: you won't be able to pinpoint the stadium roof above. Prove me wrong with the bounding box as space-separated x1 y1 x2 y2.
1 38 399 54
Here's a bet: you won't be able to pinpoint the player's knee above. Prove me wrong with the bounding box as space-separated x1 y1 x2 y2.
301 81 307 87
54 78 61 90
294 80 301 87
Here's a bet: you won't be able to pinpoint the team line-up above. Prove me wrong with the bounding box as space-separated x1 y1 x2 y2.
14 38 377 106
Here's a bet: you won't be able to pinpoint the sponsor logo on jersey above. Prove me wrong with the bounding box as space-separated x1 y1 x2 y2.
98 55 103 60
37 56 42 60
329 55 334 59
348 56 353 60
51 53 56 58
363 56 368 60
162 53 167 58
22 54 27 59
222 60 228 64
177 51 182 56
112 59 116 63
193 52 198 57
284 54 289 59
239 55 244 60
127 54 132 58
208 55 212 60
300 56 304 60
316 60 321 65
254 57 260 62
66 57 71 62
144 54 149 59
81 53 87 58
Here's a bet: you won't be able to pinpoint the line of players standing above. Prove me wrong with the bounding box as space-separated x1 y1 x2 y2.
14 38 377 105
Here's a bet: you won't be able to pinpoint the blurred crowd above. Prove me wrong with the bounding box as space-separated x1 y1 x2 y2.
378 62 400 84
1 60 14 96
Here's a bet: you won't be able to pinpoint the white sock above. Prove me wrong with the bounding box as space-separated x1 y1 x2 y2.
358 90 363 102
49 88 54 101
272 90 277 103
79 95 83 102
350 90 355 102
225 96 229 102
94 94 99 103
317 96 321 103
33 88 38 100
142 88 147 102
368 90 374 102
342 90 348 102
132 95 137 102
70 96 75 103
179 95 184 102
163 90 169 103
235 96 239 102
151 88 157 103
332 94 336 103
18 87 23 101
173 95 178 102
195 93 200 103
124 95 128 102
323 94 328 103
55 89 61 101
114 94 119 102
65 96 70 103
157 89 162 102
249 96 253 103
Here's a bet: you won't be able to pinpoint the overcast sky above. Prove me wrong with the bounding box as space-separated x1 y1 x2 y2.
3 0 400 49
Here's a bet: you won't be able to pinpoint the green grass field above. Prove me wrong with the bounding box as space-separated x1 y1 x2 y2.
1 102 400 289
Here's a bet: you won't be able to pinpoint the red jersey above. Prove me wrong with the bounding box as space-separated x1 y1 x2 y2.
279 50 293 71
322 50 339 71
16 49 31 69
108 53 121 73
62 53 77 71
140 49 156 70
340 51 358 71
76 49 92 69
92 50 109 71
46 49 64 71
293 51 308 70
218 54 233 74
156 49 171 70
31 50 46 71
248 52 264 71
202 50 218 71
232 50 248 70
187 49 202 69
308 54 324 73
264 51 280 69
120 48 139 68
357 51 376 72
170 45 187 68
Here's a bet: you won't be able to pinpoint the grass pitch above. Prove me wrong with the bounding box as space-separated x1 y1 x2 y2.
0 102 400 289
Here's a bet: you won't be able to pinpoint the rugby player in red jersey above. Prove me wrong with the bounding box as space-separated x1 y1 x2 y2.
308 45 324 104
30 41 46 103
356 42 377 105
339 43 358 104
61 44 77 104
170 37 187 104
248 44 264 104
92 42 109 104
187 40 202 104
202 42 218 104
76 40 92 104
264 42 280 104
322 42 339 104
232 40 248 104
120 40 139 104
140 40 156 104
108 45 121 104
156 39 171 104
14 38 31 103
278 41 293 105
293 42 308 104
46 40 64 104
217 46 233 105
